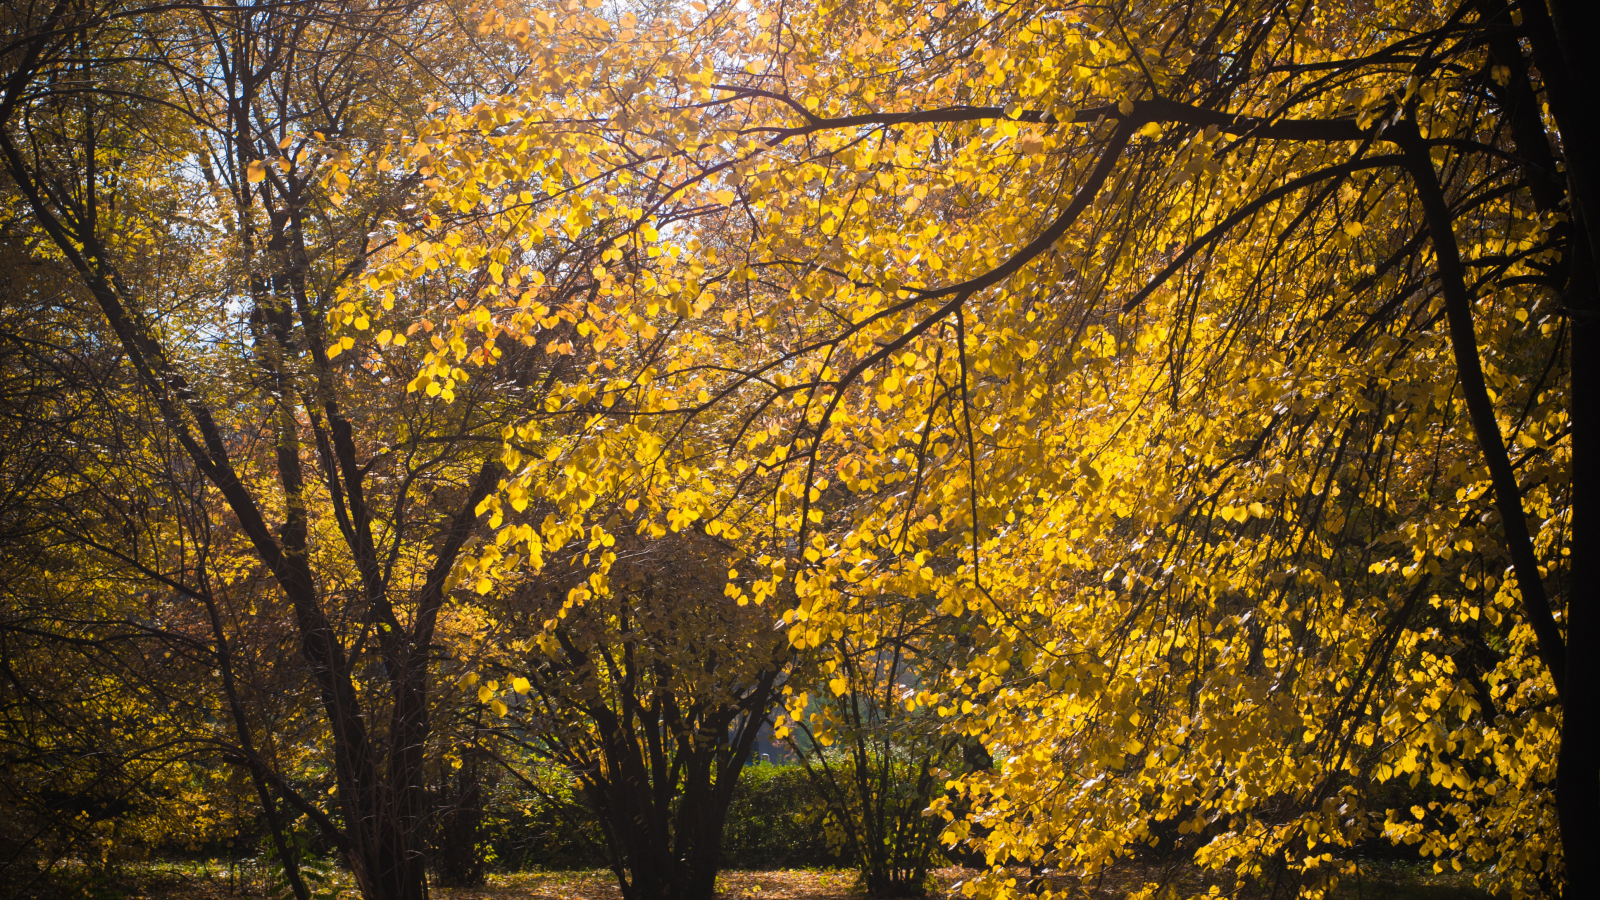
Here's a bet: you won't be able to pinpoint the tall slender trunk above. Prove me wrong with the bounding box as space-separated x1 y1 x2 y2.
1559 238 1598 896
1400 107 1591 893
1519 2 1600 892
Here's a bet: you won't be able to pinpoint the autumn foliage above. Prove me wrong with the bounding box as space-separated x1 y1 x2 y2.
2 0 1595 899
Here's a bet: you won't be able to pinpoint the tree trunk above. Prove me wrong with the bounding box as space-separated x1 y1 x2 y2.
592 756 736 900
1558 237 1598 898
434 760 486 887
1521 2 1600 893
579 704 767 900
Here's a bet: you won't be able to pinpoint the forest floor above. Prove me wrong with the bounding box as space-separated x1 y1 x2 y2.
430 864 1493 900
48 860 1494 900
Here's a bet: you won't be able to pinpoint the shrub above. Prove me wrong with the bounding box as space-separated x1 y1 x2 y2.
478 765 607 871
719 763 837 869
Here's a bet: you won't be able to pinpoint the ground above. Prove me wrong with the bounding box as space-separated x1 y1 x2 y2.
438 869 879 900
75 861 1494 900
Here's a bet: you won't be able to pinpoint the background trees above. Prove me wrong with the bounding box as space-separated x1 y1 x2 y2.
0 2 555 898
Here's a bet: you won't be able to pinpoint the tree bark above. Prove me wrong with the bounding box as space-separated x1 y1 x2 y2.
1401 107 1588 892
1518 2 1600 892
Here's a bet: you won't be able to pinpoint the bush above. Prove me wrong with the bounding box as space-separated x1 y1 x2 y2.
462 760 836 873
477 765 608 872
718 764 837 869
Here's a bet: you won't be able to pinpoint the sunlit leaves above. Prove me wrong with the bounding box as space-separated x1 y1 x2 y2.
389 0 1572 896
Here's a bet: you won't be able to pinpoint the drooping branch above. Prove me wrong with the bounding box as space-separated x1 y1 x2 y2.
1399 119 1567 693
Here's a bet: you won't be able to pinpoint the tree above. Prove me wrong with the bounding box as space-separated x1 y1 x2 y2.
0 3 559 898
0 171 278 894
413 0 1593 895
472 525 786 900
776 608 962 896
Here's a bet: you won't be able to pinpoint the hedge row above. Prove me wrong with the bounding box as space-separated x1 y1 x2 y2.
481 763 839 872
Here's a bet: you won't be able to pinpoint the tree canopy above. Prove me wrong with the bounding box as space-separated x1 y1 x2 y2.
2 0 1594 899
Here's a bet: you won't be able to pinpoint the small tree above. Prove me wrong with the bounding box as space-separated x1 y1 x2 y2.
780 633 960 896
479 527 787 900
